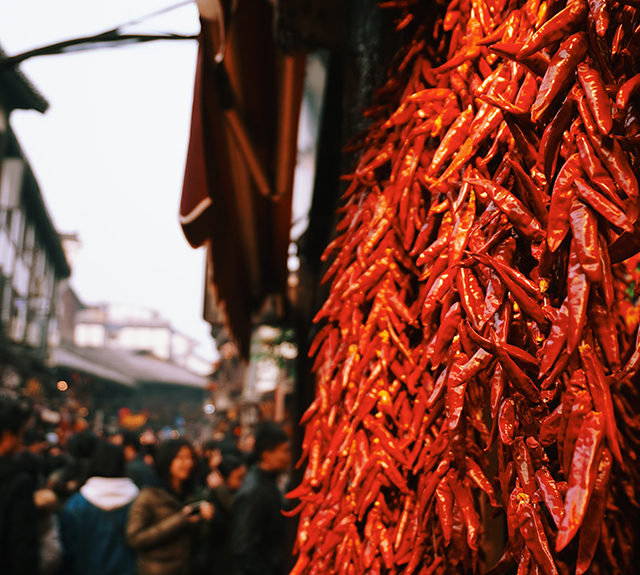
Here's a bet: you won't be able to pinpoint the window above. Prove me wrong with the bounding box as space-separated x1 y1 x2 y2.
13 256 29 297
10 295 27 342
74 323 106 347
9 208 23 250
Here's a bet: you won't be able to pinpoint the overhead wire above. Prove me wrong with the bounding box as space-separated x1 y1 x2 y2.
118 0 196 29
0 0 198 71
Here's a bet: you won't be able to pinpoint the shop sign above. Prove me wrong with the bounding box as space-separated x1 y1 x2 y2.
119 411 148 429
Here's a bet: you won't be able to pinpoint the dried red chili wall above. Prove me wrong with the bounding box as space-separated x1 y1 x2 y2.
288 0 640 573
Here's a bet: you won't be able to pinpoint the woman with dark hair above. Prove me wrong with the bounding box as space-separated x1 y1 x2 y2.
126 438 214 575
59 441 139 575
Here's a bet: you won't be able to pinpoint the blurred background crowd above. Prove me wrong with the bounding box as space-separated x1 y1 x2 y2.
0 391 294 575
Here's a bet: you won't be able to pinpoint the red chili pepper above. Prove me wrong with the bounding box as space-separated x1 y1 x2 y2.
556 410 605 552
465 457 499 506
473 96 511 149
447 356 470 431
363 414 410 468
547 154 582 252
391 494 413 552
481 237 514 321
567 243 589 355
408 88 455 104
508 158 548 227
617 322 640 383
515 71 540 112
517 497 560 575
539 402 563 447
535 467 565 529
539 297 569 377
517 0 587 58
616 73 640 111
449 416 468 477
373 519 395 570
417 212 453 266
513 437 538 497
579 338 624 465
482 251 541 299
427 360 450 408
290 552 311 575
377 449 412 494
382 100 417 130
574 176 632 233
498 397 517 445
354 142 395 176
410 214 437 259
427 107 474 177
449 189 476 268
401 536 426 575
576 62 613 136
502 111 541 171
575 447 612 574
574 131 619 204
437 136 476 183
582 106 639 201
432 302 462 367
489 42 550 77
435 476 454 546
569 197 602 284
536 96 577 188
447 470 481 551
506 486 524 543
587 0 610 36
342 257 389 298
474 254 549 327
563 385 593 476
430 95 461 140
516 548 531 575
587 294 621 372
450 348 496 391
531 32 588 122
467 177 545 242
490 363 508 421
456 267 485 330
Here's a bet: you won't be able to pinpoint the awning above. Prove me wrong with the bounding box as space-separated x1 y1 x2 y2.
53 343 211 389
51 345 136 387
180 0 305 357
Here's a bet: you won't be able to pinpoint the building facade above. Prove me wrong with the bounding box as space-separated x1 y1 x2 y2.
72 302 210 375
0 54 71 392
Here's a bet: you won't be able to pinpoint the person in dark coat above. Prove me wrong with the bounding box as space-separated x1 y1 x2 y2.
15 429 47 489
231 423 292 575
0 393 38 575
59 442 139 575
123 431 156 488
195 440 220 489
49 430 98 504
193 454 247 575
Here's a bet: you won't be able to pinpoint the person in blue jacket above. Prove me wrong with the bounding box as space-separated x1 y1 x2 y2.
60 441 139 575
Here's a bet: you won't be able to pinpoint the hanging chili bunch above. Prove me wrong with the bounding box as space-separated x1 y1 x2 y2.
288 0 640 572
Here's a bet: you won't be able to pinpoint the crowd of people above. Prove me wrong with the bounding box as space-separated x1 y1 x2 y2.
0 392 293 575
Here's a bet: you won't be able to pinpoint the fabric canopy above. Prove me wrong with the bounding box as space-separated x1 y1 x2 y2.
180 0 305 357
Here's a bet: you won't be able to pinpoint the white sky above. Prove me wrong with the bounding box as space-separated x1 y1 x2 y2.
0 1 220 362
